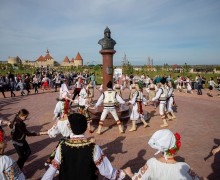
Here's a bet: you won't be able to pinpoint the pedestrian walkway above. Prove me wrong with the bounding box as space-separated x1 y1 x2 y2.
0 88 220 179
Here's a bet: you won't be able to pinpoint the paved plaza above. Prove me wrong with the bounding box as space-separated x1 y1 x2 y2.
0 88 220 180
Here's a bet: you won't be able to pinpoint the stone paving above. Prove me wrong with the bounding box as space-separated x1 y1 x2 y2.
0 88 220 180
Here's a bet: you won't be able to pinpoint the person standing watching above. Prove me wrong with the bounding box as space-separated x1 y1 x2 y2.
197 75 203 95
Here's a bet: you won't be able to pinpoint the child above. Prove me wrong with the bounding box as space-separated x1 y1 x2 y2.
16 79 25 96
9 109 40 170
0 128 25 180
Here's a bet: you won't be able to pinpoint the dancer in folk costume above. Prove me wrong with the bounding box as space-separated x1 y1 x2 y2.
128 82 149 132
129 80 137 100
113 80 123 97
185 77 193 94
119 73 125 86
166 81 176 120
78 88 94 133
176 76 182 92
124 74 130 89
146 79 158 109
72 77 84 101
59 80 72 100
124 129 201 180
53 81 72 120
86 81 94 104
40 99 73 139
42 113 126 180
90 81 126 134
41 74 50 91
152 78 169 127
40 84 74 165
0 128 25 180
208 77 217 97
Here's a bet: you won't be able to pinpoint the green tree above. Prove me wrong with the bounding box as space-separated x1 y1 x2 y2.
122 61 133 75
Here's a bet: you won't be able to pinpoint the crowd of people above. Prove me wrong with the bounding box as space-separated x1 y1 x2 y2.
0 69 97 97
0 69 220 179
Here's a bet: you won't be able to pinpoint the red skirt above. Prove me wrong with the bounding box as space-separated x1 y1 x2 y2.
42 81 49 87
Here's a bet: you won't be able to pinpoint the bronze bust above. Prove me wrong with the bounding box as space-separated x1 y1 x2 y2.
98 27 116 50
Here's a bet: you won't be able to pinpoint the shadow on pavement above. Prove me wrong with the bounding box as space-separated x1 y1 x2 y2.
207 138 220 180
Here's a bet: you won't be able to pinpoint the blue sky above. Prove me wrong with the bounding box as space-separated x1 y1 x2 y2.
0 0 219 65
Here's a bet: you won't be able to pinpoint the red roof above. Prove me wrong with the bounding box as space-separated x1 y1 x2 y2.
37 55 45 61
71 58 74 62
63 56 70 62
75 52 83 60
44 53 53 60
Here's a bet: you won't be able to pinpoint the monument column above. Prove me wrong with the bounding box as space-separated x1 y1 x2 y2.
99 50 116 90
98 27 116 91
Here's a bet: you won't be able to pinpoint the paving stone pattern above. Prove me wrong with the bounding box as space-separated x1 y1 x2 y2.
0 88 220 180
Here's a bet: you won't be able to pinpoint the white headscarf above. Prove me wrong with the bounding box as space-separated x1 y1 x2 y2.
148 129 176 159
79 88 88 98
60 83 70 99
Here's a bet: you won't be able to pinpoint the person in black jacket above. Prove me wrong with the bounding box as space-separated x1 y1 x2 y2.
10 109 40 169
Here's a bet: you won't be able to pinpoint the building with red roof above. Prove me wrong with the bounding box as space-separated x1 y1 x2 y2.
61 52 83 67
36 49 55 67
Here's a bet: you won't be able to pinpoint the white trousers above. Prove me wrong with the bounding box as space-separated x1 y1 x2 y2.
167 97 174 112
159 102 167 116
100 108 119 121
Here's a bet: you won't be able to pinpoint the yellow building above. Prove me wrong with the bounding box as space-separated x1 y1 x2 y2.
7 56 22 65
61 52 83 67
36 49 55 67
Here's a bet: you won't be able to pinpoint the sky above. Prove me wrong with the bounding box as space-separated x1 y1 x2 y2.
0 0 220 66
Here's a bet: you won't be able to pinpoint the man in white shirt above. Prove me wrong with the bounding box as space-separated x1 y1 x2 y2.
91 81 126 134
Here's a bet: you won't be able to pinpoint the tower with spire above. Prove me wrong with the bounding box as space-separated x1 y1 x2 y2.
36 49 55 67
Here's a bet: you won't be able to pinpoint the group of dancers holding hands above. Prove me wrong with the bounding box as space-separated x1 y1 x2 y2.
0 74 179 179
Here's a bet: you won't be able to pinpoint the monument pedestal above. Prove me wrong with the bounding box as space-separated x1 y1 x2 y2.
100 49 116 91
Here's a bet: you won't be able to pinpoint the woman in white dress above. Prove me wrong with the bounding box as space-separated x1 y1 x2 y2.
124 129 201 180
0 128 25 180
40 85 74 165
128 82 149 132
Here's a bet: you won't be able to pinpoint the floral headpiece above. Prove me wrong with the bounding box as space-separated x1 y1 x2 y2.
166 132 181 156
61 100 69 117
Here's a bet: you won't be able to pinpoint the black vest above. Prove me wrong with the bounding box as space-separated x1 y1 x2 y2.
59 139 98 180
